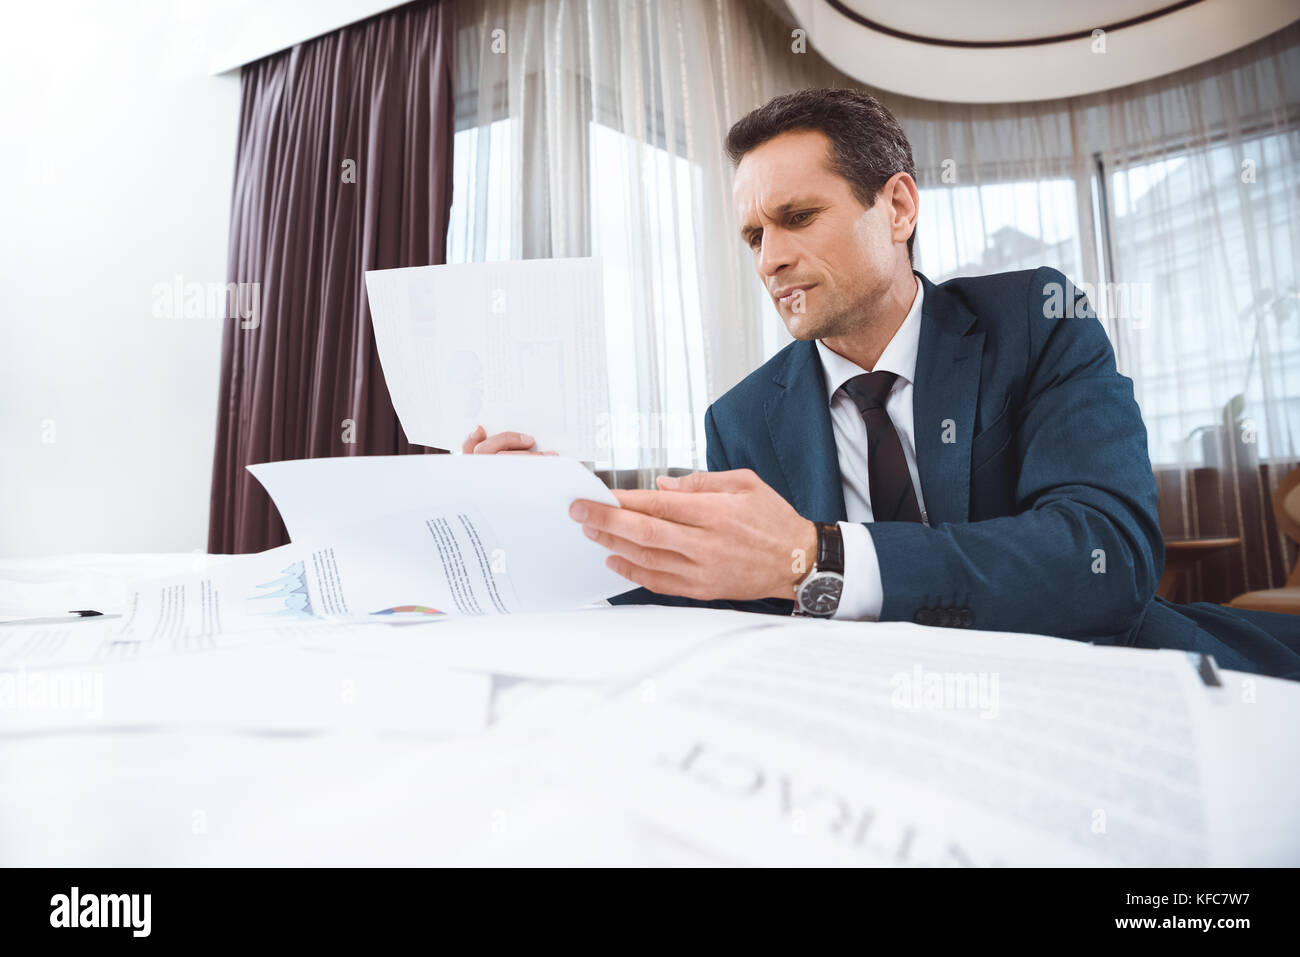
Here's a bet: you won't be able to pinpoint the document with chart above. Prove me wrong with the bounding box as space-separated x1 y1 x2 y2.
365 257 613 461
113 455 632 640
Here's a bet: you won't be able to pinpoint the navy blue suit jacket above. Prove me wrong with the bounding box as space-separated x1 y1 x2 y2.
610 268 1300 679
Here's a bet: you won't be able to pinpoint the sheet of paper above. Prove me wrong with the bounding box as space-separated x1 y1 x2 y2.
365 258 612 460
1199 671 1300 864
0 615 310 670
549 620 1227 866
292 605 789 682
117 458 634 639
247 453 619 547
0 643 490 735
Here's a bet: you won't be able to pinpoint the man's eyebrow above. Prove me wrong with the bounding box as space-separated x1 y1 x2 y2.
739 200 820 240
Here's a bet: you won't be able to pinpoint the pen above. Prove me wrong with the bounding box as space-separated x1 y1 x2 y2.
0 609 122 627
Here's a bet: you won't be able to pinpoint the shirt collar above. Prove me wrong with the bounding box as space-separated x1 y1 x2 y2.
815 274 924 405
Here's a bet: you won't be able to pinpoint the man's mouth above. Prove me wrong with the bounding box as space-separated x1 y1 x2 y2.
775 284 816 308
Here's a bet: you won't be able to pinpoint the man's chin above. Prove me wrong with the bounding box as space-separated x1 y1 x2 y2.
782 315 826 341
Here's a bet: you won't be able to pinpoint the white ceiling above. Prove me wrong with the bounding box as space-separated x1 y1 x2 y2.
783 0 1300 102
831 0 1182 44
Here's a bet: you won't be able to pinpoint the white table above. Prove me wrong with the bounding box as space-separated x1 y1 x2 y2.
2 553 1297 866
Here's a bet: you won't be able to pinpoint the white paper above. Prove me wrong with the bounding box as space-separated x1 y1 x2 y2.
365 258 612 460
293 605 787 682
0 643 490 735
247 453 618 547
0 615 315 670
552 620 1226 866
116 457 634 639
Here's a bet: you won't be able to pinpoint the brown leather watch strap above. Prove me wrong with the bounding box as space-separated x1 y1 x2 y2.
814 522 845 575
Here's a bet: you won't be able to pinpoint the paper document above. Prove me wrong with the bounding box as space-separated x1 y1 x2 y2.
0 642 490 735
552 620 1229 866
247 453 617 546
0 615 315 670
365 258 612 460
295 605 788 682
114 457 631 639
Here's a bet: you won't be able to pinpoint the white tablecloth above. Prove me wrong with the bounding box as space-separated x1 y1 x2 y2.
2 553 1297 866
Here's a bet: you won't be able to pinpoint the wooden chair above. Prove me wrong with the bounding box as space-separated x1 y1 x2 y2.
1227 466 1300 614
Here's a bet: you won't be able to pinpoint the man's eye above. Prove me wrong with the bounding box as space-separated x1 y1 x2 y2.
791 211 811 225
748 233 762 249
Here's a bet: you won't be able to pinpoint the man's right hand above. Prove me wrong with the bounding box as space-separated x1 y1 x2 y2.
461 425 558 455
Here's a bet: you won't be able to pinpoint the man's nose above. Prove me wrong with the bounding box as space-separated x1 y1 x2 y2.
756 230 794 278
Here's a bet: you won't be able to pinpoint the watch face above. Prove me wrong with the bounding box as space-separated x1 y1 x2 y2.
798 572 843 616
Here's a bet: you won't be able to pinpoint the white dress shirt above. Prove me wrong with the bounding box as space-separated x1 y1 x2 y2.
813 276 928 620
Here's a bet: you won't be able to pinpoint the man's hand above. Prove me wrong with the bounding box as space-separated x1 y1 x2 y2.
461 425 558 455
570 468 817 602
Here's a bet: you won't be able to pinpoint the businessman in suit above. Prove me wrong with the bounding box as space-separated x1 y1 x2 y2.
467 88 1300 681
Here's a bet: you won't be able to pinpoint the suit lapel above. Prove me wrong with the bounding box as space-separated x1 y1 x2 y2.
763 340 847 523
912 273 983 525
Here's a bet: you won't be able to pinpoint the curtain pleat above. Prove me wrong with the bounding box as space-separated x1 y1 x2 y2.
208 0 456 555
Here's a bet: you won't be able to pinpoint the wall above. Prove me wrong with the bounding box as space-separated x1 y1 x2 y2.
0 1 243 556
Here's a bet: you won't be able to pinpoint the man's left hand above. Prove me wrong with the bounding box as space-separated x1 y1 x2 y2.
570 468 817 602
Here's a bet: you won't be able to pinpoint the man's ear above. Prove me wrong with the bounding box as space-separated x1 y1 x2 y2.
885 171 919 250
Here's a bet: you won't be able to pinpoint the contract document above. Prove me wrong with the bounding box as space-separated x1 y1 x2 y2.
113 456 632 639
553 621 1235 866
365 258 612 461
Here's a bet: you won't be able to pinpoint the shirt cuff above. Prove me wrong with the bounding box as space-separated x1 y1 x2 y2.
832 521 883 620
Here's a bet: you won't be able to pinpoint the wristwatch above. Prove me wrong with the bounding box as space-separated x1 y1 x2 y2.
793 522 845 617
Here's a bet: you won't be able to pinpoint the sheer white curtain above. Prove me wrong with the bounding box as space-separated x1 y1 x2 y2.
1097 33 1300 600
447 0 850 484
892 24 1300 600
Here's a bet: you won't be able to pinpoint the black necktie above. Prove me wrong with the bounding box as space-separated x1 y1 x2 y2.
841 371 924 523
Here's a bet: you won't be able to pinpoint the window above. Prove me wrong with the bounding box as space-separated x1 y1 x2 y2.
916 179 1085 284
916 138 1299 467
1106 132 1300 464
589 120 708 470
447 118 515 264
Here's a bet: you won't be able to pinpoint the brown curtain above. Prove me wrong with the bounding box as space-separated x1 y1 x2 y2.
208 0 456 555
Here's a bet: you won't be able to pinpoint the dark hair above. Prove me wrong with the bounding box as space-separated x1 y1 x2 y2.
724 88 916 262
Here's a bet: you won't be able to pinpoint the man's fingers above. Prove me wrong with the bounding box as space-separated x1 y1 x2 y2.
463 427 559 455
611 488 723 527
570 499 705 557
581 525 697 577
472 431 536 454
461 425 486 454
603 554 704 597
658 468 758 493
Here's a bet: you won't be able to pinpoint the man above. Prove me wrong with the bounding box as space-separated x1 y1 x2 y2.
465 88 1300 681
